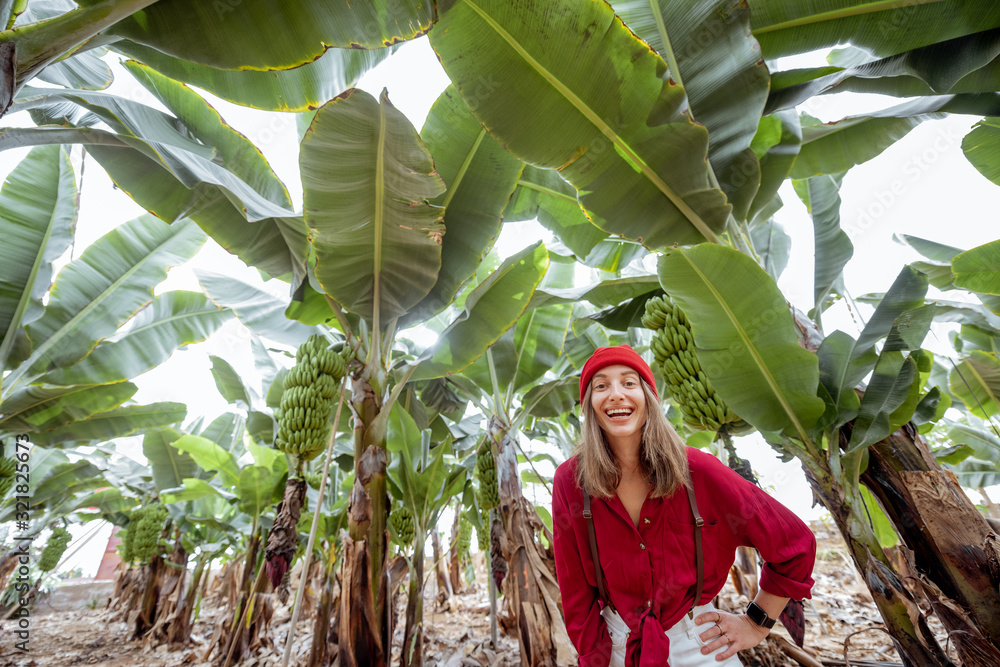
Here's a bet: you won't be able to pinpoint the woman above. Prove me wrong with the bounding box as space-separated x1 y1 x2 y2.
552 345 816 667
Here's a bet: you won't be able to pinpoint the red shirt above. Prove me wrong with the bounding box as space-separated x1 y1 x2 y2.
552 448 816 667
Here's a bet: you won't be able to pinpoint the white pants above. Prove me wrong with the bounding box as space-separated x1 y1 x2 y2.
601 603 745 667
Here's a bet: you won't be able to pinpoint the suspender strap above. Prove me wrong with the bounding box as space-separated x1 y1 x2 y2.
686 484 705 614
582 483 704 616
583 492 614 611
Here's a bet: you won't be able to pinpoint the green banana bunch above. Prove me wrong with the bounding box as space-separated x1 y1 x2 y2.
0 456 15 499
642 296 751 435
38 526 71 572
456 515 473 556
118 503 169 565
476 508 490 552
475 448 499 511
275 335 346 461
389 507 416 547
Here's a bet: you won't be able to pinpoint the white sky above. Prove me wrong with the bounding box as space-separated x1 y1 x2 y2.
4 38 999 576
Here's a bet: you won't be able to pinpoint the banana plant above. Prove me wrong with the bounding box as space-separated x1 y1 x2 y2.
385 402 469 667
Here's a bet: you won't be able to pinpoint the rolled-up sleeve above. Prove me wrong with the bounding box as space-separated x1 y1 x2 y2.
698 452 816 601
552 461 613 666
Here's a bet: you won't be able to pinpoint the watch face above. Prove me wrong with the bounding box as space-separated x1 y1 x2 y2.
747 602 773 627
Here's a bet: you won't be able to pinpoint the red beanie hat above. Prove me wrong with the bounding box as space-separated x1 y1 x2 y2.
580 345 657 404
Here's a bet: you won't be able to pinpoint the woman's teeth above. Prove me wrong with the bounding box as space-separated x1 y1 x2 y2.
606 408 633 417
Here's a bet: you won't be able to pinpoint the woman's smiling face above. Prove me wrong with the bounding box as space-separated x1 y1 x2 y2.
589 364 647 444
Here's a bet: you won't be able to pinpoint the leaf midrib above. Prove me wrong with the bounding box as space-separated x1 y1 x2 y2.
753 0 946 35
459 0 719 244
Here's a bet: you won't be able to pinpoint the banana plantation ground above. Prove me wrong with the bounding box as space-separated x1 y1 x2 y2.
0 522 948 667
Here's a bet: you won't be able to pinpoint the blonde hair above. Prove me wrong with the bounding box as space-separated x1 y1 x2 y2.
574 379 690 498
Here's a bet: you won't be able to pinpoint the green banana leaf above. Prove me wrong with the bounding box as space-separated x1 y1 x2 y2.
200 411 246 455
195 269 318 347
611 0 770 219
98 0 433 70
3 216 205 397
39 291 231 387
895 234 964 263
750 218 792 282
12 87 295 220
237 466 277 520
846 351 919 453
301 88 446 324
658 244 825 441
115 40 394 112
944 422 1000 488
42 401 187 446
161 478 236 504
20 460 103 509
792 94 1000 179
172 434 241 488
529 275 662 311
210 355 257 412
0 382 137 434
430 0 731 249
951 239 1000 295
750 0 1000 59
410 243 549 381
520 377 579 420
792 172 853 323
767 28 1000 113
949 350 1000 418
143 427 199 492
406 85 524 324
816 330 861 429
8 85 308 279
505 166 606 259
748 111 801 223
0 145 77 374
464 256 575 398
844 266 930 393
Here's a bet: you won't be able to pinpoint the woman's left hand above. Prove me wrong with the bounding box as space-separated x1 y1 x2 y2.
694 610 770 661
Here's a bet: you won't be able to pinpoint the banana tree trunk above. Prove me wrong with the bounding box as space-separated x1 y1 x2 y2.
401 533 426 667
448 511 464 594
339 373 390 667
308 557 336 667
488 416 574 667
799 449 954 666
860 426 1000 660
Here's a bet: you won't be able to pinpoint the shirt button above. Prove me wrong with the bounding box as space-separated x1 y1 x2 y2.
640 543 646 550
646 600 652 607
643 518 650 524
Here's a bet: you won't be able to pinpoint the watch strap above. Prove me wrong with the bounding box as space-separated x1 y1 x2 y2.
746 601 776 629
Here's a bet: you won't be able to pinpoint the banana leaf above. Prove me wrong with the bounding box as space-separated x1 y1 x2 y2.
949 350 1000 418
3 216 205 397
15 0 112 90
846 351 919 453
42 401 187 446
195 269 319 347
0 382 137 433
658 244 825 441
115 40 394 112
748 111 801 222
951 239 1000 296
406 85 523 324
39 291 231 387
410 242 549 381
766 27 1000 113
611 0 770 219
97 0 433 70
430 0 731 249
143 427 199 492
172 434 241 488
750 0 1000 59
750 218 792 282
301 88 446 324
505 166 606 259
792 172 853 324
0 145 77 374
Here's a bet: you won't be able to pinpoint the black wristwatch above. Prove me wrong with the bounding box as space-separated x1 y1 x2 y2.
745 602 776 629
